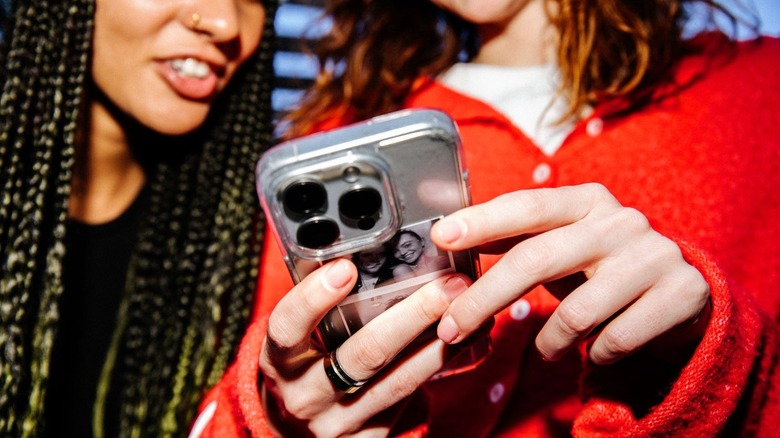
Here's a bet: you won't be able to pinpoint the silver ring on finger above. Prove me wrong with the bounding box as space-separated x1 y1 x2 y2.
323 349 368 394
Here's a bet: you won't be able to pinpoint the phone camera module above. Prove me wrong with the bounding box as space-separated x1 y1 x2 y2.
282 181 327 220
339 187 382 230
297 217 340 249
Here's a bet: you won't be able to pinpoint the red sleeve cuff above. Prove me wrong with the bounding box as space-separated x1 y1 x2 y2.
189 317 276 438
574 240 765 436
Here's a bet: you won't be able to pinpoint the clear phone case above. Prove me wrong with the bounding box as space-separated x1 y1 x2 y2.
256 109 489 376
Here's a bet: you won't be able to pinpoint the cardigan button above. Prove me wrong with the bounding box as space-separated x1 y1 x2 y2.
586 117 604 137
532 163 552 184
489 382 506 404
510 299 531 321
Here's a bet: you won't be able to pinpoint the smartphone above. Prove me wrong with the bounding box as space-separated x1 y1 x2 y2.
256 109 488 374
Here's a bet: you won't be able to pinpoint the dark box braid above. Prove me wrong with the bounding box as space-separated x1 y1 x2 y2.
0 0 278 436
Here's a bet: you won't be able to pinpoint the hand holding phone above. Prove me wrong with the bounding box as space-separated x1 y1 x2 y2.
258 257 475 436
256 109 488 363
255 109 490 436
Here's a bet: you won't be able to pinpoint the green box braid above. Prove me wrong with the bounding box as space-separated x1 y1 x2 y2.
0 0 278 436
0 0 90 435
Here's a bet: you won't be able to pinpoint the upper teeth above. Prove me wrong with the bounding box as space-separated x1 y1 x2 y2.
170 58 210 79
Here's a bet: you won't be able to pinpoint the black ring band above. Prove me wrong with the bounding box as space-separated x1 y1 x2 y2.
323 349 367 394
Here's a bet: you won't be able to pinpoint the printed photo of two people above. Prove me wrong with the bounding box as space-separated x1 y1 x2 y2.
337 218 454 336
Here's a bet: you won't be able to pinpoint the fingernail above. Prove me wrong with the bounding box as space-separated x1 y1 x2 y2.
436 218 465 244
323 259 352 292
438 315 460 344
443 277 468 302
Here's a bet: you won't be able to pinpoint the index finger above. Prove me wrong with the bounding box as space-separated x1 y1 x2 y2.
431 184 619 251
265 259 357 364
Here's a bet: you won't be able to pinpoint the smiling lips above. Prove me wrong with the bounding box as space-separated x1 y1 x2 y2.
399 251 415 262
159 57 219 100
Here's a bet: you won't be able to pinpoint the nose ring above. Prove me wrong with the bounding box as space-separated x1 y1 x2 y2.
191 13 201 29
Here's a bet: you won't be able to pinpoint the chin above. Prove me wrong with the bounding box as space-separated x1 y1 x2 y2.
145 113 210 136
156 124 205 136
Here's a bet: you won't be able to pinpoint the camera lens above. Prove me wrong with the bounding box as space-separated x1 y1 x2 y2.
297 217 340 249
282 181 327 219
339 187 382 230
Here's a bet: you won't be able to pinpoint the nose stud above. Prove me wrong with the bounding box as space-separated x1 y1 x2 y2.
190 13 201 29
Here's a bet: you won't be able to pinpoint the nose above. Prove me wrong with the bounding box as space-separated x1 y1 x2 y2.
185 0 241 42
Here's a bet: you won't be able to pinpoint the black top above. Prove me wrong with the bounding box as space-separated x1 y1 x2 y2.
44 188 147 437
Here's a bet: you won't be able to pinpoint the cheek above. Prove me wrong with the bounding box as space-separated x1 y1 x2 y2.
239 12 266 62
90 18 119 82
90 35 131 111
224 26 264 83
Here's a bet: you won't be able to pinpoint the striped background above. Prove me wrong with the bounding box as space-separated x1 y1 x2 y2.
273 0 780 114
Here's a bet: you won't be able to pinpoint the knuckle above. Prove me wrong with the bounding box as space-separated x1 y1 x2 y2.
555 300 596 338
265 318 296 354
655 238 683 261
312 418 347 438
493 189 550 225
412 302 442 324
686 266 711 296
449 289 488 329
585 183 613 201
282 393 318 420
612 207 650 234
518 189 551 223
410 292 447 324
387 366 422 401
676 265 711 312
508 242 553 280
350 332 390 374
598 326 638 357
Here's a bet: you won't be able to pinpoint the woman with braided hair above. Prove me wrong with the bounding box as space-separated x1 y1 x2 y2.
0 0 277 436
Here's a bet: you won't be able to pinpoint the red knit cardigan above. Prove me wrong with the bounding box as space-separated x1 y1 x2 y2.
190 34 780 437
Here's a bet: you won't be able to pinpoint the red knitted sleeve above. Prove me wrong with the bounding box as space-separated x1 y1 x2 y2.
573 241 778 437
188 318 277 438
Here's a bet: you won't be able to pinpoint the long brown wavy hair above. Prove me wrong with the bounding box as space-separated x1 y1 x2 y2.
283 0 742 138
0 0 277 436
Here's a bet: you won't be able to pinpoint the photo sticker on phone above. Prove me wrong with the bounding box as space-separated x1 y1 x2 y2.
339 219 455 335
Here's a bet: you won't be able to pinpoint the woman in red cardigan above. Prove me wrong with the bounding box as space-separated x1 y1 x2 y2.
193 0 779 436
